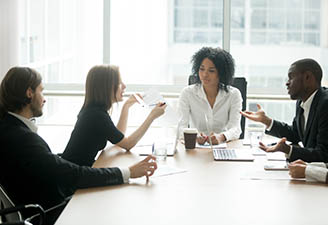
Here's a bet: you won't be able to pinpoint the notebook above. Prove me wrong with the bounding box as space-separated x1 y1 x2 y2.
204 114 254 162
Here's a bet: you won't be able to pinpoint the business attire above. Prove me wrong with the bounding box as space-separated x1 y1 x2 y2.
178 84 242 141
0 113 124 224
267 87 328 162
62 103 124 167
305 162 328 183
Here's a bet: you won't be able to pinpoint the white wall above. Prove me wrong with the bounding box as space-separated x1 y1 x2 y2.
0 0 19 80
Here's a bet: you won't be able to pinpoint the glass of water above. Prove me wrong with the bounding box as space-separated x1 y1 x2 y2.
249 130 264 149
154 141 167 162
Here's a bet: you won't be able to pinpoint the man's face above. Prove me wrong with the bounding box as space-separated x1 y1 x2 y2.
30 83 46 117
286 65 306 100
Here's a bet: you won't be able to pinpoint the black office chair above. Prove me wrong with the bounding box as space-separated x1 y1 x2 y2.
188 75 247 139
0 183 70 225
0 183 45 225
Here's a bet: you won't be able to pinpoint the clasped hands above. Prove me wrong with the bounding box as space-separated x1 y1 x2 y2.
197 132 225 145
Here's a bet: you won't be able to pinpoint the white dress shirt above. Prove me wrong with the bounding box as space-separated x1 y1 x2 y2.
8 112 38 133
305 162 327 183
299 90 318 132
267 90 318 159
178 84 242 141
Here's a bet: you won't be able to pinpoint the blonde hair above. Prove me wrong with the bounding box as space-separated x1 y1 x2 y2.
82 65 120 111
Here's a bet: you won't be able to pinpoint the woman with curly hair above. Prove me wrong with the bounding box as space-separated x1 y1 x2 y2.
178 47 242 145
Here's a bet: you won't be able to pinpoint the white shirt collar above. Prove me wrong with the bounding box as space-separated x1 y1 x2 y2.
300 90 318 112
8 112 38 133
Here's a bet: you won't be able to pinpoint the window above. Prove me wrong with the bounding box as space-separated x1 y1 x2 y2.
19 0 104 125
173 0 223 44
19 0 103 86
18 0 328 127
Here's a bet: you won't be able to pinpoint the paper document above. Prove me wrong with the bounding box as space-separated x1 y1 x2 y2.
266 152 286 161
196 142 227 149
264 161 289 171
251 148 267 156
142 89 179 125
133 94 146 107
142 89 165 106
152 165 187 178
241 170 305 181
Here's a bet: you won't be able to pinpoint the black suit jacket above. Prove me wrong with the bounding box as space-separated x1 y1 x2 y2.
266 87 328 162
0 114 123 216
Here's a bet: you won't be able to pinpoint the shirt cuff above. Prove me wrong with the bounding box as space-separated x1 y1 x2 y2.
309 162 327 168
305 165 328 183
266 119 274 131
119 167 130 183
220 132 229 142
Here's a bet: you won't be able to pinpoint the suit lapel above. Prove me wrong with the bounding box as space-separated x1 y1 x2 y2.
303 88 321 145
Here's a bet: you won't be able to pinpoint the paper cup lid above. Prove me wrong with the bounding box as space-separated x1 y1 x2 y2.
183 128 198 134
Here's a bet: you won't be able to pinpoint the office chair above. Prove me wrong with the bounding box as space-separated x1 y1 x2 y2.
0 181 71 225
0 183 45 225
188 75 247 139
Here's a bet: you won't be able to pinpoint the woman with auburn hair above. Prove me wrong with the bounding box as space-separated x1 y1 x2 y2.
62 65 166 167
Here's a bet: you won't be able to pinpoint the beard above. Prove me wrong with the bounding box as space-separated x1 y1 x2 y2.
30 97 43 117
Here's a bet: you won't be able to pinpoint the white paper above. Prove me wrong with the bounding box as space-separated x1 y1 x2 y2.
142 89 165 106
264 161 289 170
241 170 305 181
196 142 227 149
142 88 179 125
266 152 286 161
251 148 267 156
152 165 187 177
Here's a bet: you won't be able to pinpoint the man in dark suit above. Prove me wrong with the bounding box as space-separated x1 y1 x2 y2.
0 67 157 224
241 58 328 162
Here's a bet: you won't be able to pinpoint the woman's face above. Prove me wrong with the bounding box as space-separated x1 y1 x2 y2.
115 76 126 102
198 58 219 88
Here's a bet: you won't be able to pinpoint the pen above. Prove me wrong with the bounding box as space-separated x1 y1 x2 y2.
149 102 166 107
151 143 155 155
267 142 277 146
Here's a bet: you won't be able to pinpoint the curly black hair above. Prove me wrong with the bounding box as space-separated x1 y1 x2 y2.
190 47 235 92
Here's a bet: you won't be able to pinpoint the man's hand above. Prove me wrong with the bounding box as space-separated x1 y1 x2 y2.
259 137 291 154
288 160 307 178
129 155 158 181
240 104 272 128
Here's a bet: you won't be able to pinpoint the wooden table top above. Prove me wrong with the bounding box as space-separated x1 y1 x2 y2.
55 140 328 225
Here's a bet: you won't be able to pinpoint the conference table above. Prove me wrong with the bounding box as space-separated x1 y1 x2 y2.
55 139 328 225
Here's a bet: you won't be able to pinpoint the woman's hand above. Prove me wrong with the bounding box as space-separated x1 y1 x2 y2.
149 102 167 120
207 133 226 145
124 94 140 108
196 133 208 145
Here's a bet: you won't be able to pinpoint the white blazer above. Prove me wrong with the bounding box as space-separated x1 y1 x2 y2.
178 84 242 141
